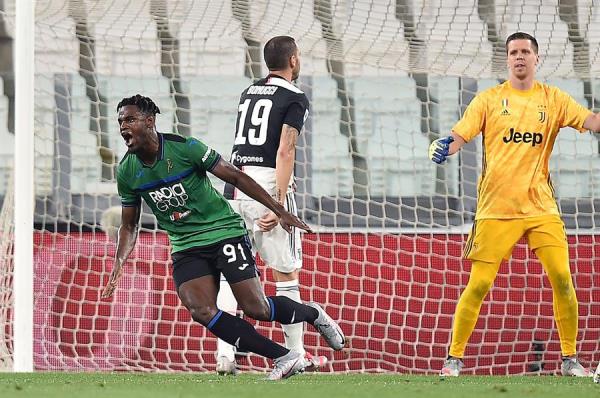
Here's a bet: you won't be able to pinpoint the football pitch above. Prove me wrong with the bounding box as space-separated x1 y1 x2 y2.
0 373 598 398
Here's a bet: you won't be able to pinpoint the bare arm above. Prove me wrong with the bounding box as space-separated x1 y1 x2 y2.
101 205 141 299
275 124 298 204
448 131 467 155
583 113 600 133
211 158 311 233
256 125 299 232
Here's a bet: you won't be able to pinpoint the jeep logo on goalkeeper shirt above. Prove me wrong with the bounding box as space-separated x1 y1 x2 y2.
148 183 189 212
502 128 543 147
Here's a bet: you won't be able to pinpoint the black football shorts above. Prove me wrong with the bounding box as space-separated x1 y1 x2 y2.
171 235 259 290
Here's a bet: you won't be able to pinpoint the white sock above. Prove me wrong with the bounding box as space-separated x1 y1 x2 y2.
276 280 305 356
216 276 237 361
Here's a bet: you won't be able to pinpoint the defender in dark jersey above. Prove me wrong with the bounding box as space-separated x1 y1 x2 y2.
101 94 345 380
217 36 325 375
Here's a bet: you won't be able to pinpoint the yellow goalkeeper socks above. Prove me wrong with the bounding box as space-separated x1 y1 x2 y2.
449 259 501 358
535 246 578 357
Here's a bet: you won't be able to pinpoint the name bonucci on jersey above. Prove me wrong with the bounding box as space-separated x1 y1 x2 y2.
247 86 278 95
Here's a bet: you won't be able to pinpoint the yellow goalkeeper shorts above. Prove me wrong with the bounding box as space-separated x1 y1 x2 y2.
463 214 567 263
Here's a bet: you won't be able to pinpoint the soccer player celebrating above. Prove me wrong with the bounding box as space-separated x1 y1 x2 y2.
215 35 327 375
101 94 345 380
429 32 600 377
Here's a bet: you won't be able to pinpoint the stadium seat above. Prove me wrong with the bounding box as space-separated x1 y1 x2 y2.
547 78 600 197
477 79 501 92
34 74 100 194
593 79 600 110
89 1 162 77
348 76 435 196
498 0 573 78
429 76 461 196
590 12 600 77
310 77 354 197
420 0 493 77
34 0 80 76
67 75 102 193
0 77 12 196
173 1 252 77
186 76 252 158
18 0 82 194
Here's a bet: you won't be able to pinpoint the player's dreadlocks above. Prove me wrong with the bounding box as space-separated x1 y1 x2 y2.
117 94 161 116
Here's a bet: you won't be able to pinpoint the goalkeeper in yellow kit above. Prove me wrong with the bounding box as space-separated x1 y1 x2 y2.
429 32 600 377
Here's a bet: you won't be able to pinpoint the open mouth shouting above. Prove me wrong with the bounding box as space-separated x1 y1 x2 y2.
121 131 134 147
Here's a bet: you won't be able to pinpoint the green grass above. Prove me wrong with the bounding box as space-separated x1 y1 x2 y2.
0 373 598 398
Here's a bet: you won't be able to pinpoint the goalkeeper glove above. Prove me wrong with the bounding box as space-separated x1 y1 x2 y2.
428 136 454 164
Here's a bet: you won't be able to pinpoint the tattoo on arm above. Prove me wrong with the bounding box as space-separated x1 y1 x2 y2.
276 124 298 205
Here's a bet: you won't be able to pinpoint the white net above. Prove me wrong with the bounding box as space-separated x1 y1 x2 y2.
0 0 599 374
0 166 13 371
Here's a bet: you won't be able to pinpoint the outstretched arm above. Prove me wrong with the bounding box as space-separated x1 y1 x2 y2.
429 132 467 164
583 113 600 133
211 158 311 233
448 132 467 155
101 205 141 298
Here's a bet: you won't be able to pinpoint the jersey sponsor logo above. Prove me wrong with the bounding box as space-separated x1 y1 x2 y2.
148 182 189 211
247 86 278 95
231 151 264 164
502 128 543 147
169 210 191 221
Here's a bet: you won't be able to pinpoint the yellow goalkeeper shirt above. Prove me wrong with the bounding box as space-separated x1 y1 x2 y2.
453 80 591 220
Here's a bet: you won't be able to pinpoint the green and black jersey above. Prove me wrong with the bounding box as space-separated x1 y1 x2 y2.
117 133 247 252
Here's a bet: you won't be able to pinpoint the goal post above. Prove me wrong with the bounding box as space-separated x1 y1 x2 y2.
12 0 34 372
0 0 599 374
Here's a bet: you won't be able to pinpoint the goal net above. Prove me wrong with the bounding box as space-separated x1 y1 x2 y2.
0 0 599 374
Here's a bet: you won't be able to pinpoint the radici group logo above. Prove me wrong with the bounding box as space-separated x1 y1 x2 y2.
148 182 190 216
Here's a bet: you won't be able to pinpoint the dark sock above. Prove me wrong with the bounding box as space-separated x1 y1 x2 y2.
207 310 288 359
267 296 319 324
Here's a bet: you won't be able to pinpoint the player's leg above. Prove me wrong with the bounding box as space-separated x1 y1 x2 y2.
228 276 345 351
220 236 345 351
271 269 327 371
172 244 303 380
253 194 328 370
527 215 589 376
272 270 305 355
178 276 292 359
446 259 502 356
215 200 248 375
215 275 238 375
442 219 523 376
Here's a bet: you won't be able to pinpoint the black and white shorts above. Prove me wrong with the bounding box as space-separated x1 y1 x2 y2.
171 235 259 290
229 192 302 273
